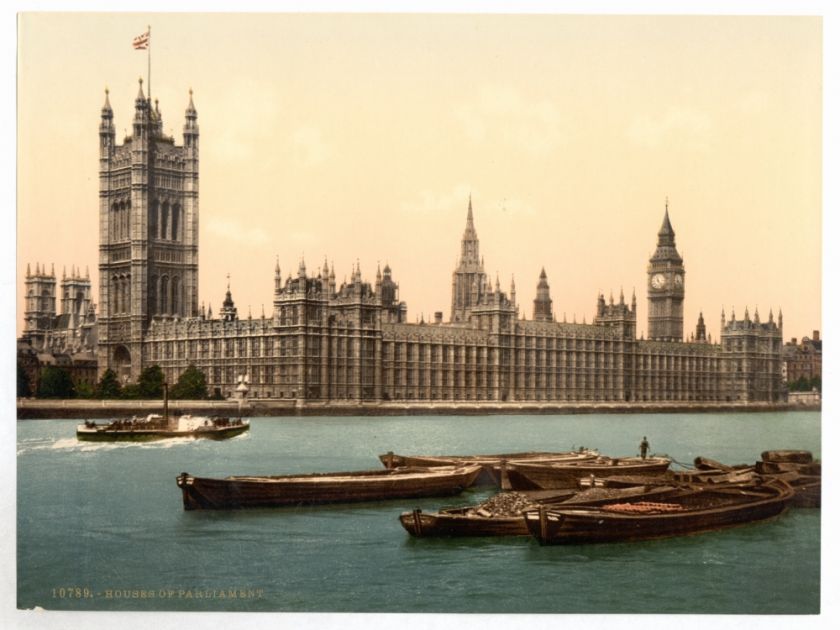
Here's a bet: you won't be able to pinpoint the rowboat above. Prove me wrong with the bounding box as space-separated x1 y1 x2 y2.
399 484 683 537
524 479 794 544
175 464 482 510
505 456 672 490
379 449 600 487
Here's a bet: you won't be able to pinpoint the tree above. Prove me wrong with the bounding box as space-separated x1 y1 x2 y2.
138 365 165 399
120 384 141 399
96 369 122 399
37 366 75 399
75 382 95 398
17 363 32 398
171 365 209 400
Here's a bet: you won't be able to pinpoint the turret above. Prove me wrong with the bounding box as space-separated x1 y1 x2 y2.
533 267 554 322
133 78 150 139
183 88 199 150
219 276 238 322
99 87 115 152
695 311 707 342
322 256 330 284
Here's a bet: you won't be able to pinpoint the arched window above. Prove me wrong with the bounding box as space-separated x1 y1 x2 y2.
121 274 130 314
111 202 119 240
112 275 120 314
171 276 180 316
149 275 158 315
161 202 170 240
125 201 131 240
171 204 180 242
150 201 159 239
160 276 169 314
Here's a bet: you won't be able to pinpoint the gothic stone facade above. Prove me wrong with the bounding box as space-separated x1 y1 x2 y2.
95 84 784 403
19 264 98 392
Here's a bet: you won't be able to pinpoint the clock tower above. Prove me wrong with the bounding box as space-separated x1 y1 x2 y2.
647 201 685 342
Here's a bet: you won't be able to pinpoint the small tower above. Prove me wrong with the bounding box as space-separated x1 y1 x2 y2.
695 311 707 342
24 263 58 349
219 276 238 322
533 268 553 322
60 266 93 328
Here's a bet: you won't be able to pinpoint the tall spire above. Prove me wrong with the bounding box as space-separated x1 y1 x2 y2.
186 88 196 116
657 198 676 246
463 195 477 241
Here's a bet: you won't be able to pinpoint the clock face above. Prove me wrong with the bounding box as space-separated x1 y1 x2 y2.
651 273 666 289
674 275 683 288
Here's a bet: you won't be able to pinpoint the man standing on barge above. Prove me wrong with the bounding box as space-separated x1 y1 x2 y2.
640 436 650 459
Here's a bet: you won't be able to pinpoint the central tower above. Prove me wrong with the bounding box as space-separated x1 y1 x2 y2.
450 196 487 323
97 81 200 381
647 201 685 341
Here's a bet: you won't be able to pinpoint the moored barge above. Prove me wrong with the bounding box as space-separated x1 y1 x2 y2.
176 464 482 510
524 479 794 544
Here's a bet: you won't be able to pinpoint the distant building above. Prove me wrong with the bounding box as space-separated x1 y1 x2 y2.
782 331 822 385
18 264 98 394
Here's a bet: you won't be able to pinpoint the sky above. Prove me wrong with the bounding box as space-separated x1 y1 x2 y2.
16 12 822 342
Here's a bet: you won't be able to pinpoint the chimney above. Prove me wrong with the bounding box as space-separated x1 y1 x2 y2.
434 312 443 325
791 338 797 346
812 330 820 342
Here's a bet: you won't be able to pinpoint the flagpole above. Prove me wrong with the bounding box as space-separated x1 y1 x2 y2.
147 25 151 104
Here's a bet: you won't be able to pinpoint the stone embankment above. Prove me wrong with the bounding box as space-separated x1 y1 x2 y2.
16 399 820 419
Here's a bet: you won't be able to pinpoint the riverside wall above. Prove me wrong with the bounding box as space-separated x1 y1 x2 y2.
16 399 821 419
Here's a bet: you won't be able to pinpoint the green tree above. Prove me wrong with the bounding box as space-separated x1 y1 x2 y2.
96 368 122 399
137 365 165 399
17 363 32 398
37 366 75 399
171 365 209 400
75 382 95 398
120 384 141 399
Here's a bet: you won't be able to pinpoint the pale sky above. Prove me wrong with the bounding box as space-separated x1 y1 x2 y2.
16 12 822 342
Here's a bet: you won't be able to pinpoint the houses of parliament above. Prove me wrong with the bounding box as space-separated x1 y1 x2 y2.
20 81 785 404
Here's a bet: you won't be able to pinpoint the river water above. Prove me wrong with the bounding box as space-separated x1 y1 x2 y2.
16 411 820 614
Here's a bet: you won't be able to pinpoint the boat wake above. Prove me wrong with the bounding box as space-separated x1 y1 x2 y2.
17 435 202 456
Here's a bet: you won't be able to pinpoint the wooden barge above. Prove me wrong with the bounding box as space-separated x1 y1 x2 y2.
399 484 683 537
506 456 672 490
175 464 482 510
379 449 599 486
524 479 794 544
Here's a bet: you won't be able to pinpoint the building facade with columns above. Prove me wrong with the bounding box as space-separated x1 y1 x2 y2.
24 82 787 404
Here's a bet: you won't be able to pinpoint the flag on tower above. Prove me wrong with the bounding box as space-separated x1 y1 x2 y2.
133 29 150 50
